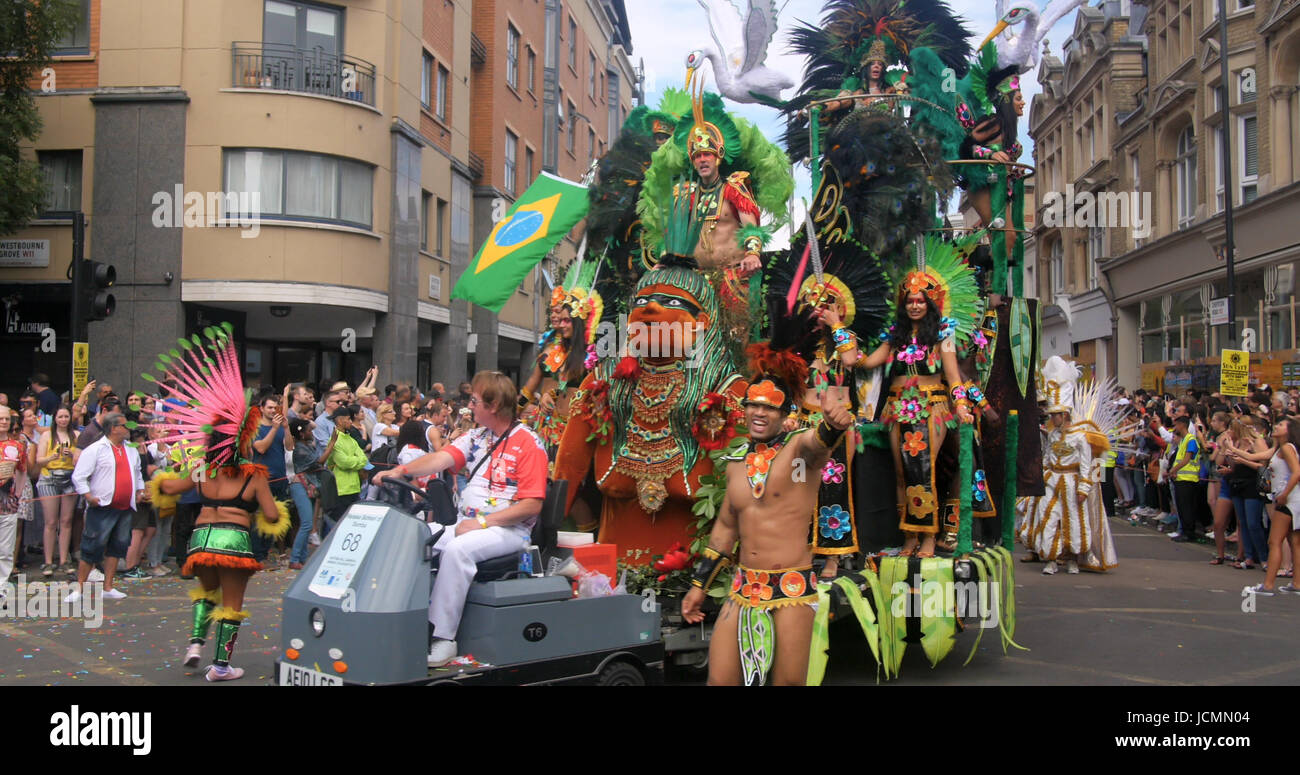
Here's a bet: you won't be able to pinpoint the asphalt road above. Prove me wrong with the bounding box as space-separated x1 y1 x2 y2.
2 516 1296 686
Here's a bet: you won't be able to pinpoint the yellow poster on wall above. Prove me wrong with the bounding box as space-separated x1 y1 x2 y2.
72 342 89 397
1221 349 1250 396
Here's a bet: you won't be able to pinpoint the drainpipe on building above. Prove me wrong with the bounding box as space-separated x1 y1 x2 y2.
1219 0 1238 348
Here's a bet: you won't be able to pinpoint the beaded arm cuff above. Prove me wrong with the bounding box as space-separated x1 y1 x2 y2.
691 547 732 590
966 382 989 409
831 325 855 354
743 234 763 258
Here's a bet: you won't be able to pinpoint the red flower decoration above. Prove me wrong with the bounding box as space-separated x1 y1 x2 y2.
613 356 641 381
653 541 692 573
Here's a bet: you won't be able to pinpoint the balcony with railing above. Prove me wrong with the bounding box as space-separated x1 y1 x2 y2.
231 42 376 107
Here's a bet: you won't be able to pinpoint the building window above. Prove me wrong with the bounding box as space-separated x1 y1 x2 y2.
421 51 433 108
506 24 520 90
588 128 595 161
525 147 535 186
567 100 576 153
527 47 537 93
436 197 448 255
569 17 577 69
589 51 597 98
1238 70 1256 103
1051 240 1064 296
436 64 449 121
39 150 82 213
264 1 340 58
53 0 91 54
224 148 373 229
1239 114 1258 204
505 131 518 195
421 190 432 250
1088 226 1106 289
1175 126 1196 229
1213 126 1225 213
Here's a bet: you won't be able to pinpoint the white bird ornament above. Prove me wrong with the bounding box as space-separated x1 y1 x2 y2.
685 0 795 106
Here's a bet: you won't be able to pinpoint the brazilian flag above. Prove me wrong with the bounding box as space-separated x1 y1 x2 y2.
451 172 589 313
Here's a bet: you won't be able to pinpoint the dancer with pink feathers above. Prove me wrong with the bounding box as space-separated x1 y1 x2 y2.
148 322 292 681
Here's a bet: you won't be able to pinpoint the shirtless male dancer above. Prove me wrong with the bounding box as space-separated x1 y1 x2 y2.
681 370 854 685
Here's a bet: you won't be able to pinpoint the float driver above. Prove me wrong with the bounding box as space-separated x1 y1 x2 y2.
681 346 854 685
373 371 549 667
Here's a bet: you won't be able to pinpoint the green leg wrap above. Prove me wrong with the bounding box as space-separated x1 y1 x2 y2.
212 619 242 667
737 606 775 687
190 598 216 644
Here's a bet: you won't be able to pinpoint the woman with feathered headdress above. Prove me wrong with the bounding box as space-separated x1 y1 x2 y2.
858 234 984 557
150 323 291 681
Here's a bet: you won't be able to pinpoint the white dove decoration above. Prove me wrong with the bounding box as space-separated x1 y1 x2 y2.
686 0 795 105
987 0 1089 74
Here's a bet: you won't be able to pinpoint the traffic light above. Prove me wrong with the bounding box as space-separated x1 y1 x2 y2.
79 260 116 321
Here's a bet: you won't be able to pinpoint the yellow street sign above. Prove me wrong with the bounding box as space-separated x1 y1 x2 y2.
73 342 89 397
1220 349 1249 396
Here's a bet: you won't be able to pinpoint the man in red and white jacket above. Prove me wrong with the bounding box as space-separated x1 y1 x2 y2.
374 371 548 666
69 413 147 602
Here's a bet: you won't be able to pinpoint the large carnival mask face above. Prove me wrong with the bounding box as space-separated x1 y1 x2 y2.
629 282 708 362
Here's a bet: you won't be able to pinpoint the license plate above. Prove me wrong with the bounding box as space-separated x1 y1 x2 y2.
278 661 343 686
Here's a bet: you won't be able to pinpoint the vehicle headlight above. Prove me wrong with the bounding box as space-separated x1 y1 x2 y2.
310 608 325 637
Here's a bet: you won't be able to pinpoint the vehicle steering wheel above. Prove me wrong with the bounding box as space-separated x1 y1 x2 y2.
377 475 430 517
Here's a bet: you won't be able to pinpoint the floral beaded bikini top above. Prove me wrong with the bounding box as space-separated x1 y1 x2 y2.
882 320 957 379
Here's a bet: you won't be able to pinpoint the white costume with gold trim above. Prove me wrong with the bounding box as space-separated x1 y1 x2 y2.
1028 424 1096 561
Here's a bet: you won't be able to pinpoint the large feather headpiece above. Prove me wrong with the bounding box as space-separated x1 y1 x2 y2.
143 322 261 476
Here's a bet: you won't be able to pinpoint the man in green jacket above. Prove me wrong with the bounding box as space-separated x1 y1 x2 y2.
323 407 368 530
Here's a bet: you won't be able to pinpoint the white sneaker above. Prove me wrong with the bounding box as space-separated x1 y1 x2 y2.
1066 560 1079 574
1042 562 1058 575
427 639 458 667
87 568 105 583
308 532 321 547
103 588 127 600
63 589 81 604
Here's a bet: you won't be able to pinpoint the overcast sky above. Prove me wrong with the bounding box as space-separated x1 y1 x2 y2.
624 0 1091 235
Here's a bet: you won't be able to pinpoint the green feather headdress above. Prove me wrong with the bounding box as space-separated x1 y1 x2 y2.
886 232 983 348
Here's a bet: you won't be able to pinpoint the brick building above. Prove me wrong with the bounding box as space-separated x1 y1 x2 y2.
0 0 635 400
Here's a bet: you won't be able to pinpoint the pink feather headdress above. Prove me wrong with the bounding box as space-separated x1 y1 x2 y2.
144 322 260 475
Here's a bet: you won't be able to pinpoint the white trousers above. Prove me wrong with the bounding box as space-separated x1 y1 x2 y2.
427 521 527 641
0 511 17 583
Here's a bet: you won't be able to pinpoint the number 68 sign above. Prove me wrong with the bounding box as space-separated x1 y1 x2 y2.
308 507 386 600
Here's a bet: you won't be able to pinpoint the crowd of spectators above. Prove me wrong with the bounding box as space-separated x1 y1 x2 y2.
1 370 483 587
1096 384 1299 595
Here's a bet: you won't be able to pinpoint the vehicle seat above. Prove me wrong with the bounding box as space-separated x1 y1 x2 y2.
431 479 570 582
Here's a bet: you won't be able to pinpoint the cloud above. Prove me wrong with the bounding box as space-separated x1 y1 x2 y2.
625 1 1088 214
